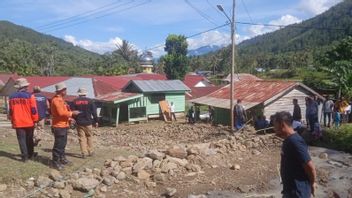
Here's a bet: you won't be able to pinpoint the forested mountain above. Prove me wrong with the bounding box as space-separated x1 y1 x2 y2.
190 0 352 74
0 21 140 76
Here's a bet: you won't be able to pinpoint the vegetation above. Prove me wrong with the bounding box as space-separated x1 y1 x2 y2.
315 124 352 153
163 34 189 80
0 21 139 76
189 0 352 95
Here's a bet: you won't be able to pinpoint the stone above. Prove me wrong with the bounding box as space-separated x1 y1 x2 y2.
100 185 107 193
103 176 115 186
53 181 66 189
26 180 35 188
167 145 187 159
0 184 7 192
35 176 53 188
111 170 120 178
113 156 126 162
93 168 101 176
153 160 162 169
185 164 201 172
137 170 150 180
100 169 111 177
70 173 79 180
166 156 188 167
238 185 251 193
161 162 178 173
153 173 167 182
145 181 156 188
84 168 93 173
72 178 100 192
122 167 132 175
319 153 328 160
59 189 71 198
49 170 64 181
230 164 241 170
187 147 200 155
165 187 177 197
132 157 153 173
251 150 261 155
188 195 207 198
116 172 126 180
146 150 165 160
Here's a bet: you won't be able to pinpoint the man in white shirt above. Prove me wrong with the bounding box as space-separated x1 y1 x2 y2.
169 102 176 121
323 96 334 127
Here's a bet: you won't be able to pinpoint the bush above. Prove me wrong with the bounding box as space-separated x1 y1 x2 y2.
315 124 352 153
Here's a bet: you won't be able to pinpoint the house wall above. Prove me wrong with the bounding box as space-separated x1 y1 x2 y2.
264 87 320 123
165 93 185 112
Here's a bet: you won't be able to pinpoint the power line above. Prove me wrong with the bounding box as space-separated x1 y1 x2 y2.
235 21 347 31
36 0 125 29
184 0 218 26
240 0 253 24
42 1 151 33
206 0 223 15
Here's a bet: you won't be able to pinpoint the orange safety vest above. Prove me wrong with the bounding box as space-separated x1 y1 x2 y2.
51 95 72 128
9 90 39 128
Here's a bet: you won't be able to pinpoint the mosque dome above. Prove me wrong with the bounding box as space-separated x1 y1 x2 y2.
140 51 153 66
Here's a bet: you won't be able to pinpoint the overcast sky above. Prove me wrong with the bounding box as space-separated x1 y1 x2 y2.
0 0 342 56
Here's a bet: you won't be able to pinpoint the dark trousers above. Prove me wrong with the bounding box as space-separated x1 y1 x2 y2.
308 114 318 132
171 112 177 121
16 127 34 160
324 112 332 127
52 128 68 162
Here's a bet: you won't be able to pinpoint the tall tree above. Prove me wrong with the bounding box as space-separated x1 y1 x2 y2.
318 36 352 96
163 34 189 80
115 40 138 62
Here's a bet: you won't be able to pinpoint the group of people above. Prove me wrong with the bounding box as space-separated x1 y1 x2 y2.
186 105 215 124
8 78 98 170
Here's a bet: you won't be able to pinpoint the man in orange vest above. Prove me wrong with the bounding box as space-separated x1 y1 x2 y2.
51 82 80 170
8 78 39 162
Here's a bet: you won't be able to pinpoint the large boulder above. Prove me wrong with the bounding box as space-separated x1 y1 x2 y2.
132 157 153 173
72 178 100 192
49 170 63 181
167 145 187 159
35 176 53 188
145 150 165 161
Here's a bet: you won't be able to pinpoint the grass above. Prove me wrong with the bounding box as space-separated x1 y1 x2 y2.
0 131 136 184
314 124 352 153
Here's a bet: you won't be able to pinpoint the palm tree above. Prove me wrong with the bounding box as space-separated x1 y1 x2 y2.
115 40 138 62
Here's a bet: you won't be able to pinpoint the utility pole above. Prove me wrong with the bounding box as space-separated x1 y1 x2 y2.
217 0 236 132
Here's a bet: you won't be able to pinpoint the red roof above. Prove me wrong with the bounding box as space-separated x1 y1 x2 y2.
208 80 297 103
186 86 223 100
183 74 210 88
92 79 119 97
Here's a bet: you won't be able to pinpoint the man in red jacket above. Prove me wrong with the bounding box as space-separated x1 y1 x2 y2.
8 78 39 162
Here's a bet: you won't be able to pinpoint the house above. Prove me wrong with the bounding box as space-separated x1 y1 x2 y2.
97 80 190 126
190 80 324 126
221 73 262 84
183 74 213 88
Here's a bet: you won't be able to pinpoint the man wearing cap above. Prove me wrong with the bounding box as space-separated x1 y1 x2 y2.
71 87 98 158
33 86 50 146
51 82 80 170
8 78 39 162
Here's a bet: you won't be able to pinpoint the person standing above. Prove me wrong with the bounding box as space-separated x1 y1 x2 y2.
273 111 317 198
71 87 98 159
51 83 79 170
322 96 334 127
306 97 318 133
8 78 39 162
292 99 302 122
169 102 176 121
208 106 214 124
32 86 50 146
234 99 247 130
195 106 200 122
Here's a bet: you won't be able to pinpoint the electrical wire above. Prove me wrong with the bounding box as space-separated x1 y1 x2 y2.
36 0 125 29
184 0 218 26
240 0 254 24
42 1 151 33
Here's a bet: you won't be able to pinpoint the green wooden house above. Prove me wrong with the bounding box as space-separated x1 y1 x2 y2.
99 80 190 127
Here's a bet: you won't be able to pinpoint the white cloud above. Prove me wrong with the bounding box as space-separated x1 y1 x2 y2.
299 0 342 15
248 14 301 37
64 35 126 54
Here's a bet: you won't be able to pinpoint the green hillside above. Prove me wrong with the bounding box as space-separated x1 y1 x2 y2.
190 0 352 74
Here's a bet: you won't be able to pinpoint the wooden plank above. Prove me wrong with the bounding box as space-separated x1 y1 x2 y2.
159 100 171 122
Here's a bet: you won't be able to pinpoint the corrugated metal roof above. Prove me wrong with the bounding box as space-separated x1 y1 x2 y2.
190 96 259 110
186 86 223 100
43 77 95 98
124 80 190 93
96 91 142 103
183 74 210 88
208 80 298 103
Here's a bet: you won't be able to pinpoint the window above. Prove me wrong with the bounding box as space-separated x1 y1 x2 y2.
129 107 146 119
150 94 165 104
